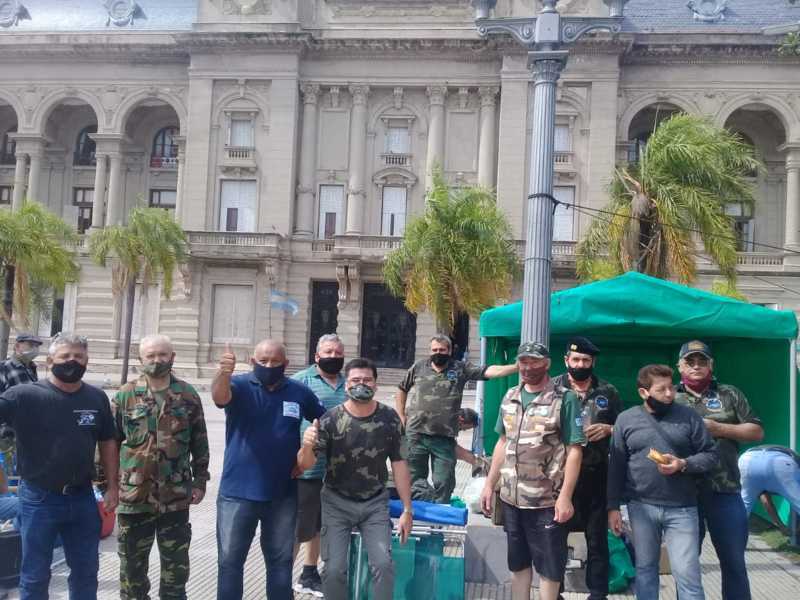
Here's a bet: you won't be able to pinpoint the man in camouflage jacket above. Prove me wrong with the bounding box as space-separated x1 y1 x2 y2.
675 340 763 600
397 334 517 503
113 334 210 600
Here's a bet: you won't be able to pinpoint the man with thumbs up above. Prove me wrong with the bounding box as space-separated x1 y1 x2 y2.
212 339 325 600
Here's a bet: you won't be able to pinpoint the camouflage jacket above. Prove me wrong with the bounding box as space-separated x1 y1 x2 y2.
315 402 407 501
400 358 488 438
498 381 584 509
552 373 622 470
675 380 762 493
113 376 210 514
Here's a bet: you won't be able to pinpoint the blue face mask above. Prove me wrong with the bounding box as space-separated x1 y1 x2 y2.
253 363 285 387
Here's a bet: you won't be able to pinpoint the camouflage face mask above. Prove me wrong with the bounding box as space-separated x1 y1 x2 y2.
141 360 173 378
347 383 375 403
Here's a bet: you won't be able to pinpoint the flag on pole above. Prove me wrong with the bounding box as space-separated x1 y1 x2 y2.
270 290 299 316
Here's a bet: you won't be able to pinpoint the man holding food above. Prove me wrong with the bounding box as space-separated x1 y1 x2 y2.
607 364 717 600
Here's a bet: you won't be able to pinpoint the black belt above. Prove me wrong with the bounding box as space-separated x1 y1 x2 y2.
28 481 93 496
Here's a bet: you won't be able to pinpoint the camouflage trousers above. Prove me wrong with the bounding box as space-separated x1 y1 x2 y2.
407 432 456 504
117 509 192 600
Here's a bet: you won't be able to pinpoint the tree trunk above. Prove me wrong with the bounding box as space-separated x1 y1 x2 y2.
119 277 136 385
0 265 15 360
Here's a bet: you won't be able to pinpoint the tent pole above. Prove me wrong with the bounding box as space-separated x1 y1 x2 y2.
791 339 797 453
475 336 487 455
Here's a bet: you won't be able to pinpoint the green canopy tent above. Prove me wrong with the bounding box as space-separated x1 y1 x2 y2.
477 272 799 523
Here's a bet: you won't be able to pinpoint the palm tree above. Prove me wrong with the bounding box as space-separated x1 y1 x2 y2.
383 170 519 334
89 207 187 384
577 114 763 292
0 203 80 358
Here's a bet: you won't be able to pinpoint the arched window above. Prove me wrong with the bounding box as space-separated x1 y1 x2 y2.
74 125 97 166
1 126 16 165
151 126 178 168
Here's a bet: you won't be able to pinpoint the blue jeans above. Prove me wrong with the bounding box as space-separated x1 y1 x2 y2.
739 449 800 516
697 488 751 600
18 480 100 600
627 501 704 600
216 492 297 600
0 495 18 522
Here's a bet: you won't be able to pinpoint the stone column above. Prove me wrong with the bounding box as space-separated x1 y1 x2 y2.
477 86 499 188
785 146 800 249
26 149 44 204
425 85 448 190
91 153 108 229
105 153 124 226
11 153 26 211
295 83 321 237
174 136 186 225
345 84 369 235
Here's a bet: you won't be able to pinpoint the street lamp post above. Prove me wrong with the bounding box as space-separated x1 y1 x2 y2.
472 0 627 344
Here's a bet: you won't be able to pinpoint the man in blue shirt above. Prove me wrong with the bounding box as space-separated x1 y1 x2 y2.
212 339 325 600
291 333 346 597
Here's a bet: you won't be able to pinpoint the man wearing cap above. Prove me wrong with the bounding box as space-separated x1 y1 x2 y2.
553 337 622 600
397 333 518 504
675 340 763 600
480 342 586 600
0 333 43 394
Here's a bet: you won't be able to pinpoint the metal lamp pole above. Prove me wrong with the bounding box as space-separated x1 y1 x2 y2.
472 0 627 344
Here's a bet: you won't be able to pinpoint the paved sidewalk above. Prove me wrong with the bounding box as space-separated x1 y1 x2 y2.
10 391 800 599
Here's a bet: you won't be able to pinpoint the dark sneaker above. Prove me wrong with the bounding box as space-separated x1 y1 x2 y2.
294 570 324 598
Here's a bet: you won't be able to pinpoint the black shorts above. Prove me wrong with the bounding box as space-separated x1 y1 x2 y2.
296 479 324 543
502 501 568 582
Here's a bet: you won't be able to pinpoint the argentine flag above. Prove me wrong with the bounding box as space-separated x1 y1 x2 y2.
270 290 299 316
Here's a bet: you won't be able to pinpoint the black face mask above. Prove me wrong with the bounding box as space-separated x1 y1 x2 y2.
253 363 285 387
317 357 344 375
645 395 672 418
431 353 450 367
51 360 86 384
568 366 593 382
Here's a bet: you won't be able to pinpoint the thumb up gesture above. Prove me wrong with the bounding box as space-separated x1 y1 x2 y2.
219 343 236 376
303 419 320 448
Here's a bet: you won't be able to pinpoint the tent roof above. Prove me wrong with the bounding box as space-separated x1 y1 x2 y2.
479 272 798 342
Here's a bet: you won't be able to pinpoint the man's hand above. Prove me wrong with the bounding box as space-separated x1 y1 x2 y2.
291 462 304 478
554 495 574 523
398 511 413 544
219 342 236 375
191 488 205 504
703 418 721 437
303 419 320 448
584 423 612 442
480 483 495 516
608 509 623 536
103 485 119 513
656 453 687 476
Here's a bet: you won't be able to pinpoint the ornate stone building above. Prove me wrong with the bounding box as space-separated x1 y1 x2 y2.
1 0 800 374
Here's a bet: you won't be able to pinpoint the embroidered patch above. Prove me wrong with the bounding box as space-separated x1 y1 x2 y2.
595 396 609 409
283 401 301 419
705 396 722 411
575 417 583 427
446 370 458 382
74 410 97 426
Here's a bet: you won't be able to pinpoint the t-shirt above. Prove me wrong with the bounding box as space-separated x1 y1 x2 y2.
675 380 762 493
218 374 325 502
495 387 585 447
292 365 346 480
399 358 488 438
0 380 115 490
315 403 407 501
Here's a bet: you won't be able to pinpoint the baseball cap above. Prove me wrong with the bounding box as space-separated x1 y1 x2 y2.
15 332 43 345
679 340 713 360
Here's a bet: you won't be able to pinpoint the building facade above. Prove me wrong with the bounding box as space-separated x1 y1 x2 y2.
1 0 800 374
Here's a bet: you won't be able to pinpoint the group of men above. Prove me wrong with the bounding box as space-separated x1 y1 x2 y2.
0 326 794 600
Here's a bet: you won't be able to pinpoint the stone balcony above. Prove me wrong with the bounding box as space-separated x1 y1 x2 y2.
380 152 412 168
185 230 282 261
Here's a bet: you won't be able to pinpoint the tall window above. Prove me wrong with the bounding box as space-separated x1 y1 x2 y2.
73 188 94 233
228 116 254 148
219 180 256 232
552 186 575 242
212 285 254 344
149 189 176 211
74 125 97 166
726 203 753 251
385 127 410 154
0 186 11 204
382 186 407 237
554 125 571 153
318 185 344 239
151 126 179 168
1 126 16 165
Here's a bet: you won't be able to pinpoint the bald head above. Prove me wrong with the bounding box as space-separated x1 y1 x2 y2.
252 339 288 368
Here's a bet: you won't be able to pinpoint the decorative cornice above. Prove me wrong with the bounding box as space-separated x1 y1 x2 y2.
624 43 800 65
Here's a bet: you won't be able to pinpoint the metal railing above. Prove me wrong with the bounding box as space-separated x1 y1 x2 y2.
150 156 178 169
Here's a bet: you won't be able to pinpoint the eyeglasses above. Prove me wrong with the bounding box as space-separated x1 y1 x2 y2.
685 358 709 367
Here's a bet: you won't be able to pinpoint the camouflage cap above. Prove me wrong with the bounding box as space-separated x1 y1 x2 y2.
517 342 549 359
679 340 713 360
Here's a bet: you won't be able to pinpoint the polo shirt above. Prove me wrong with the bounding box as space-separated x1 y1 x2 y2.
218 373 325 502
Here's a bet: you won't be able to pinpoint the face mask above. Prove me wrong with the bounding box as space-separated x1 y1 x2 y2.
430 353 450 367
645 395 672 418
520 366 548 385
568 366 593 382
51 360 86 384
17 349 39 364
348 384 375 404
317 357 344 375
681 373 712 394
141 360 173 378
253 363 285 387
